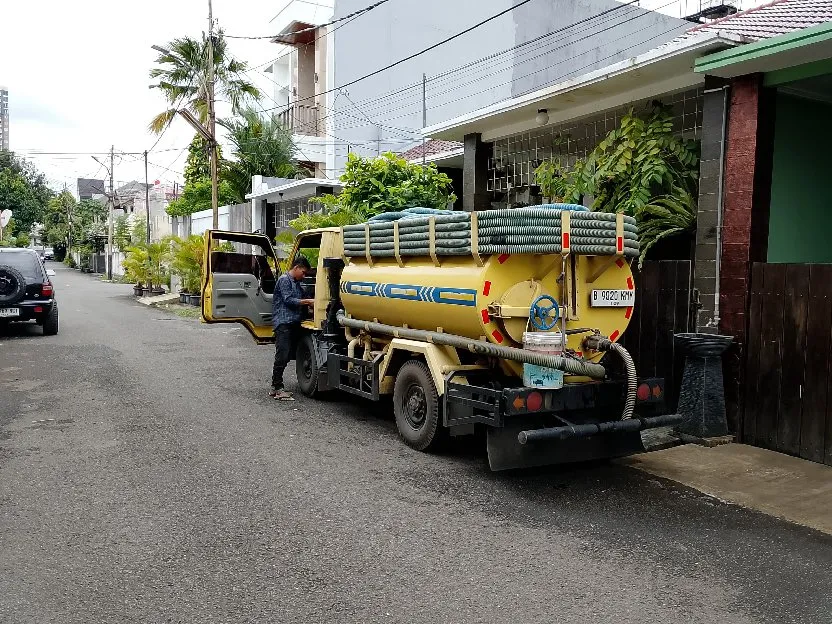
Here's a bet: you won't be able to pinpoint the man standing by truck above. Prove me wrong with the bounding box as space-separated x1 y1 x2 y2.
270 256 314 400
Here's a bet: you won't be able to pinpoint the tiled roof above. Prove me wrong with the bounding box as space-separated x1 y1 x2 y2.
400 139 463 161
687 0 832 41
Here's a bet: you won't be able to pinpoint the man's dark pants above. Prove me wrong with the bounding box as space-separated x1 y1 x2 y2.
272 322 301 390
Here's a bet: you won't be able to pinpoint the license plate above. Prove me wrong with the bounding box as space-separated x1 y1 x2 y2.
590 289 634 307
0 308 20 318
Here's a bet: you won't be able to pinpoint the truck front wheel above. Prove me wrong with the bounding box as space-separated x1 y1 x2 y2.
296 334 320 397
393 360 444 451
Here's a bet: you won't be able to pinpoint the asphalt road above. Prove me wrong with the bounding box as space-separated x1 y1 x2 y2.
1 264 831 624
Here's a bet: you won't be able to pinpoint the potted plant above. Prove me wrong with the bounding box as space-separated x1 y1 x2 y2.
123 243 150 296
147 238 173 296
171 235 205 306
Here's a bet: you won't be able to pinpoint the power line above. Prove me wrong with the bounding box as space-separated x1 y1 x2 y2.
262 0 539 113
338 0 654 118
225 0 391 40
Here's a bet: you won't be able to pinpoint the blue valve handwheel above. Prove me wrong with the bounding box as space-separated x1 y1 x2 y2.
530 294 560 330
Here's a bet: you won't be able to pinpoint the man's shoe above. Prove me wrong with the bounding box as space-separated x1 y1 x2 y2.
273 389 294 401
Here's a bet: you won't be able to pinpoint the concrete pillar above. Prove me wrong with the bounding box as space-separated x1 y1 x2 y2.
717 73 776 434
463 133 491 212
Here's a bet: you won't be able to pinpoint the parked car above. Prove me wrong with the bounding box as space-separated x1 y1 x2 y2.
0 248 58 335
43 247 54 261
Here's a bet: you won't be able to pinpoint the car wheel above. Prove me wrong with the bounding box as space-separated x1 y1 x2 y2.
42 305 58 336
393 359 445 451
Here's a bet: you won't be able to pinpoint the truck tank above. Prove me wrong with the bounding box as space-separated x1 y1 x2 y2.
340 251 635 361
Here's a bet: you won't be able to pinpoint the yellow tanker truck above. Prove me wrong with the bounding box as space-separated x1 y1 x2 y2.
201 206 680 470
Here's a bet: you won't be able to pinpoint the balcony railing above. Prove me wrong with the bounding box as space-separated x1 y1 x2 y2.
277 103 319 136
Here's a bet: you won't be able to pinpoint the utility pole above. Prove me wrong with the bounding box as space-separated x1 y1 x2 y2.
107 145 114 281
144 151 151 244
422 73 427 166
207 0 219 229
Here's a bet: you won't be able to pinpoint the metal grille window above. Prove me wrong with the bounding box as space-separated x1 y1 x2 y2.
272 196 312 229
487 89 703 198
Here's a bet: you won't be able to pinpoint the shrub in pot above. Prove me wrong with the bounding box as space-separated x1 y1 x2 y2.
123 243 150 296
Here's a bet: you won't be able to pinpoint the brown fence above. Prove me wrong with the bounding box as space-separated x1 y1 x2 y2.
744 263 832 466
620 260 693 411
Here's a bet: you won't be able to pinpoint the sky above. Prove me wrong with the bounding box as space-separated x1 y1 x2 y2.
2 0 765 196
1 0 286 194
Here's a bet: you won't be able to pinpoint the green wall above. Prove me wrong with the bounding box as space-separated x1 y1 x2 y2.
768 92 832 263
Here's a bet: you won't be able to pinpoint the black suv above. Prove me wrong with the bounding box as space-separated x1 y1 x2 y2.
0 248 58 335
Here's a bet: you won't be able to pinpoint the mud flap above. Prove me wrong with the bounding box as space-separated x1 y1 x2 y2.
486 418 645 471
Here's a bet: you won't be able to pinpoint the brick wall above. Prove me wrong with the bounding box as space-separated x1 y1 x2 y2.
718 74 775 434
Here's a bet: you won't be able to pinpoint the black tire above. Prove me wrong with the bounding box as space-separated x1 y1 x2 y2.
295 333 320 397
393 360 445 451
0 265 27 306
42 305 58 336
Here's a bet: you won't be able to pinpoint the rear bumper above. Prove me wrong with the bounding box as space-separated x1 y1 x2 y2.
0 299 55 321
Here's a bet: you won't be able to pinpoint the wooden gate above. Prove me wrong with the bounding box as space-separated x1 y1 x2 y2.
744 263 832 465
620 260 693 411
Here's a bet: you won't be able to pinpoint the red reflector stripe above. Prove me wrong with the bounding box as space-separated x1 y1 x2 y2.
491 330 504 343
34 306 43 313
610 330 620 342
483 281 491 296
624 306 633 319
498 254 510 264
616 258 625 268
562 232 570 248
481 309 490 324
626 276 634 290
617 236 623 253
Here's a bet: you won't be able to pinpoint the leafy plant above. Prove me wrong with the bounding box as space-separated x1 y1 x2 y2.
148 31 260 134
637 189 697 260
147 237 175 289
219 107 305 202
171 234 205 293
166 178 237 217
122 243 150 286
312 152 456 218
114 215 131 251
534 103 699 266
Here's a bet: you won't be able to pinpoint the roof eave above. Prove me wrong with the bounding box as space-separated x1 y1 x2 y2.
424 31 743 142
695 21 832 78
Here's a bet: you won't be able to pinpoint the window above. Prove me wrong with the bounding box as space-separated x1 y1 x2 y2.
0 252 43 280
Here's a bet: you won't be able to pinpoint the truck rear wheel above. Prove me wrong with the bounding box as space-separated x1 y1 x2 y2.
296 334 319 397
393 360 444 451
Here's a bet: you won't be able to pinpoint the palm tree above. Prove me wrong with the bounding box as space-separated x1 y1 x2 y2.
148 30 261 134
219 107 309 201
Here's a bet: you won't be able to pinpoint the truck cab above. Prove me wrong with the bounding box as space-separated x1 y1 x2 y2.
201 228 341 342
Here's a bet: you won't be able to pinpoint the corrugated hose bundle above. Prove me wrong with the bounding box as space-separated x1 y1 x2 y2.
342 204 639 259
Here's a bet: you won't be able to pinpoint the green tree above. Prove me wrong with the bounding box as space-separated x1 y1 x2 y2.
76 198 107 225
218 107 304 202
312 152 456 219
43 191 76 250
148 31 261 134
131 217 148 244
184 134 224 186
0 151 54 235
166 178 237 217
276 153 456 252
114 214 131 251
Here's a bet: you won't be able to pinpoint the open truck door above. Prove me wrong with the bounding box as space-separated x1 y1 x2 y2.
201 230 279 343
